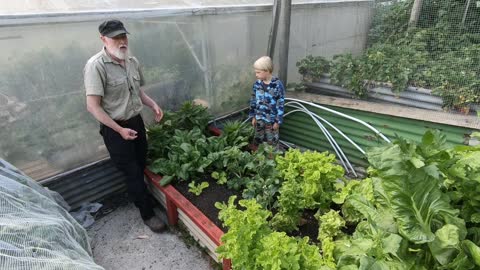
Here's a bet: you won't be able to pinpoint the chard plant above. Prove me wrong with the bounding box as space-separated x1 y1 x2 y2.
328 130 480 269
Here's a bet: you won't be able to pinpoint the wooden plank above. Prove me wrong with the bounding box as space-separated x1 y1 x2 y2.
149 180 221 262
145 170 224 247
287 92 480 129
178 209 220 262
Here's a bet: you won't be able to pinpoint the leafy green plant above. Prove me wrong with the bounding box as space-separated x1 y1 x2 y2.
188 181 209 196
215 196 325 270
174 101 212 131
296 55 330 82
148 128 212 185
242 144 283 210
219 120 253 148
325 130 480 269
329 53 367 97
271 149 344 232
324 0 480 110
147 101 213 162
315 210 346 269
211 171 227 185
330 44 425 98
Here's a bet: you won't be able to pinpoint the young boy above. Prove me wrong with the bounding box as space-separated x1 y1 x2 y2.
249 56 285 147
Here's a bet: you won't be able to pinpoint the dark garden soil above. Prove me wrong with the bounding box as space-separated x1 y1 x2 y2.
172 175 242 232
172 175 320 244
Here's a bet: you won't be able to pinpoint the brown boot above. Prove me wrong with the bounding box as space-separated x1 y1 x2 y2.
144 216 167 233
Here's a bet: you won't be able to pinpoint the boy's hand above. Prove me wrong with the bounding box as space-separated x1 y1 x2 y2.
251 118 257 127
273 123 279 130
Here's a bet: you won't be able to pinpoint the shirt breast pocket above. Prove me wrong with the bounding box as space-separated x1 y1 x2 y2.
133 75 141 89
106 78 127 98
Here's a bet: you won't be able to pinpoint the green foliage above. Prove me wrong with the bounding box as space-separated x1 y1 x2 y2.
215 196 325 270
148 104 278 192
368 0 413 45
313 130 480 269
308 0 480 110
188 181 209 196
220 120 254 148
443 138 480 224
241 144 282 210
316 210 346 241
271 149 344 232
174 101 212 131
149 127 213 184
367 131 465 244
215 196 274 269
315 210 346 269
147 101 212 161
296 55 330 82
211 171 227 185
330 43 427 98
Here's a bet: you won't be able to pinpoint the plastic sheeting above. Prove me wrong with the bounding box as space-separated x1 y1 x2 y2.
0 0 373 180
0 1 359 15
0 159 104 270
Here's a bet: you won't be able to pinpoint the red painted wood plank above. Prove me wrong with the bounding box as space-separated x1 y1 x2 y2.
208 125 222 136
144 169 224 246
223 259 232 270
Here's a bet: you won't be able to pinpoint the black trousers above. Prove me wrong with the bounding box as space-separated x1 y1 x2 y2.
100 114 154 220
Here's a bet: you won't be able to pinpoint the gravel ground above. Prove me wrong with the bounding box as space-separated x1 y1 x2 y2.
87 202 216 270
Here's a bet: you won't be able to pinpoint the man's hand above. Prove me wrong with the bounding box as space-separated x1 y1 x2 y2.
153 104 163 122
251 117 257 127
119 128 138 140
273 122 279 130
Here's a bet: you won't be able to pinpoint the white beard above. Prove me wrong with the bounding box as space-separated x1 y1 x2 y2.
111 47 129 60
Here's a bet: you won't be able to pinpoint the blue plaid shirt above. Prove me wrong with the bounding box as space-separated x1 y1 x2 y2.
249 76 285 124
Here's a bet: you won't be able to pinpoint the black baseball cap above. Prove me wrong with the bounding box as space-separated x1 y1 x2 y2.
98 19 129 38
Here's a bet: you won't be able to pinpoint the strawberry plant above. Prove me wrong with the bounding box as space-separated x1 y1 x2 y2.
303 0 480 110
296 55 330 82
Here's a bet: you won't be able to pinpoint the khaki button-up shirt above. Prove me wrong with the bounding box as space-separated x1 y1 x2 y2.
84 48 144 121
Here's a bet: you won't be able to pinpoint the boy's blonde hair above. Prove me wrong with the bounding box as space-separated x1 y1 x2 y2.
253 56 273 73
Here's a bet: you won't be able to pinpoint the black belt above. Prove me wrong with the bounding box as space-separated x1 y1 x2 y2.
114 114 140 126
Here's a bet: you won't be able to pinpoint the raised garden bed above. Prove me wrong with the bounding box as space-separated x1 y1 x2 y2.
144 102 480 270
145 169 232 270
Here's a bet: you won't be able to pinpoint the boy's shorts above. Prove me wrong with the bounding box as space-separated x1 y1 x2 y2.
254 120 279 146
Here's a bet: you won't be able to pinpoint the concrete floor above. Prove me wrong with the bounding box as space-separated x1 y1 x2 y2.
87 203 216 270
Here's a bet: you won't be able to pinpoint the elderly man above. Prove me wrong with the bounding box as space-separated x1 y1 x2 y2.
84 19 165 232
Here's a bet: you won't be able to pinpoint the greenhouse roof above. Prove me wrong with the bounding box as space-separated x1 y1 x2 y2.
1 0 371 16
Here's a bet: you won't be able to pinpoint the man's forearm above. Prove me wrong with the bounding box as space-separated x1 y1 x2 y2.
140 88 158 109
88 105 123 133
